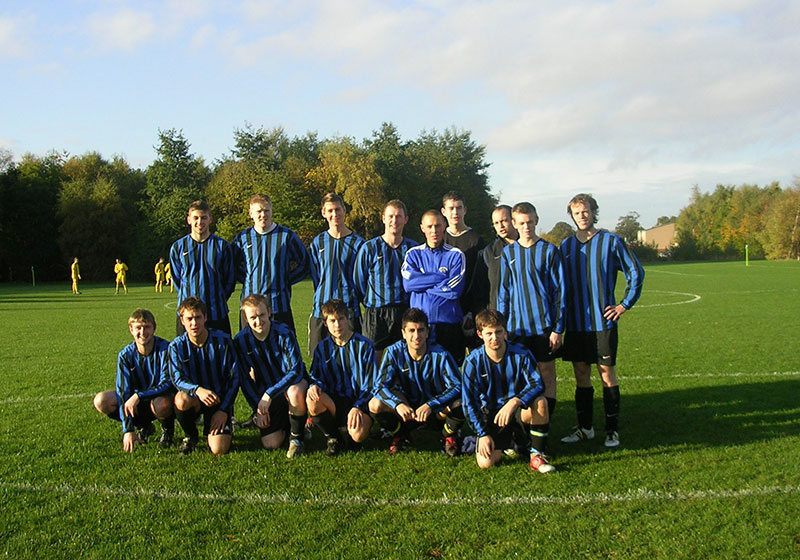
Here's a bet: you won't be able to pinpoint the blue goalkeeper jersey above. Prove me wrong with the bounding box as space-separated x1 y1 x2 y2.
401 243 465 324
233 224 309 315
461 342 543 438
308 333 377 411
353 236 417 308
170 234 236 323
168 329 239 413
233 322 306 411
375 341 461 412
497 239 566 337
115 337 172 434
309 231 365 318
560 230 644 332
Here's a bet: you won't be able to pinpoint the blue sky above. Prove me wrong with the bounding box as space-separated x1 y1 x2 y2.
2 0 799 232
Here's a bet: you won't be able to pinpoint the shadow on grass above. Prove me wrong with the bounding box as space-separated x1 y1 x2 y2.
552 379 800 460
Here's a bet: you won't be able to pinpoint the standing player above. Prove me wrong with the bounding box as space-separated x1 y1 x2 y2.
233 294 309 458
497 202 565 417
233 194 309 332
92 309 175 451
477 204 518 310
164 262 173 293
353 199 417 361
368 308 464 455
559 193 644 448
442 191 485 344
114 259 129 294
154 258 166 293
308 193 365 355
169 297 239 455
306 299 376 456
462 309 555 473
170 200 236 336
71 257 82 294
401 210 466 364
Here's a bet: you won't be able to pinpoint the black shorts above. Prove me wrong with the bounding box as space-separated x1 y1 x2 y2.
512 329 563 363
563 327 618 366
362 305 407 350
199 405 233 437
430 322 465 366
482 407 526 449
308 312 362 355
257 395 290 437
329 395 356 427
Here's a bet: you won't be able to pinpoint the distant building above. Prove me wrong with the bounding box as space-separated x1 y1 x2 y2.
637 223 677 255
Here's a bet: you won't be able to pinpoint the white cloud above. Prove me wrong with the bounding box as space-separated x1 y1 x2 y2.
87 9 156 51
0 15 32 58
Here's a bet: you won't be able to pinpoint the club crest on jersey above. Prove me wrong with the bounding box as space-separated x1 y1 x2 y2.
438 266 449 273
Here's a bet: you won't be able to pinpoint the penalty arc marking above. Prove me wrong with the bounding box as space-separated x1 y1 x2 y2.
637 290 701 308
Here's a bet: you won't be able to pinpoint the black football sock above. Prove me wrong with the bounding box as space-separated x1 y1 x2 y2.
546 397 557 417
376 412 402 435
312 410 338 439
175 408 199 440
529 423 549 455
575 386 594 430
603 385 620 434
288 414 306 441
442 406 465 437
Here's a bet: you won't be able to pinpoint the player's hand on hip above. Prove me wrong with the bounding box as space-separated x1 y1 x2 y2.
603 304 626 322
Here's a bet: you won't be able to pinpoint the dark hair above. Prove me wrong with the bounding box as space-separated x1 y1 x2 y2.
320 192 345 211
401 307 429 329
321 298 349 320
442 190 465 207
475 308 506 332
384 199 408 215
512 202 537 216
187 200 211 214
178 296 207 317
129 308 156 328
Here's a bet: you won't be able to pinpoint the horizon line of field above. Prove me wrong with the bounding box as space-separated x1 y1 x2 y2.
3 480 798 507
1 370 798 406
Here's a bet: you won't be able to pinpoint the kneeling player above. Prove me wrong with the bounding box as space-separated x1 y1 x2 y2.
368 308 464 455
234 294 309 458
462 309 555 473
169 297 239 456
93 308 175 452
306 299 376 455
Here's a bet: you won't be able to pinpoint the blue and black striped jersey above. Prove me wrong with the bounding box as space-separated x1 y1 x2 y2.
309 231 365 318
308 333 377 410
233 322 306 411
233 224 309 314
560 230 644 332
168 329 239 413
375 341 461 412
497 239 566 337
401 244 465 324
353 236 416 308
169 234 236 322
461 342 543 438
115 337 172 434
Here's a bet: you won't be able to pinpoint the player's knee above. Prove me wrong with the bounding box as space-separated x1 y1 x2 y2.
261 432 284 450
367 397 384 415
94 391 116 415
209 436 231 456
152 396 173 419
287 383 307 409
476 454 495 469
174 391 194 411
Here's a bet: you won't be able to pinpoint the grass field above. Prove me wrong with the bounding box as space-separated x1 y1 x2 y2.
1 261 799 559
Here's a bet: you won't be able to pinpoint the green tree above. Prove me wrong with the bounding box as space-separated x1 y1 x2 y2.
0 152 64 281
141 129 211 246
541 221 575 246
760 185 800 259
656 216 677 226
614 211 642 244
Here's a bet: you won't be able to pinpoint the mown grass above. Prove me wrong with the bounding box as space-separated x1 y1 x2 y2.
1 261 799 559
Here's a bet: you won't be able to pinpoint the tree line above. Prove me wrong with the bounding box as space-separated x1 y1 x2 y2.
0 123 500 282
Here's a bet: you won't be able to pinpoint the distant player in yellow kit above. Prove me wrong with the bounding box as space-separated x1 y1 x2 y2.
154 258 166 293
165 262 173 293
115 259 129 294
71 257 82 294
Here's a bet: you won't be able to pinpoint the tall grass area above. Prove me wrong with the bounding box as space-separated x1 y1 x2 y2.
1 261 799 559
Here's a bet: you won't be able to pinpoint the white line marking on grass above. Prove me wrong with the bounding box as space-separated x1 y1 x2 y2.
2 481 798 506
0 393 94 405
645 269 705 277
164 301 177 310
637 290 701 308
619 371 800 381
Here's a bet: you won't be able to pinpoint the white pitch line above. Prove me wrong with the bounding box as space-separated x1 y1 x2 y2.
644 269 706 277
2 480 798 507
0 392 94 405
637 290 701 308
